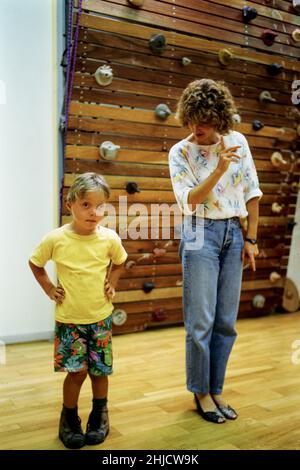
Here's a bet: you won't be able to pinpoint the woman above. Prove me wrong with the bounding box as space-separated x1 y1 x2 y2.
169 79 262 423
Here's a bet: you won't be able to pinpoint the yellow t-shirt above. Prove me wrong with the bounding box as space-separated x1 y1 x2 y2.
30 225 128 324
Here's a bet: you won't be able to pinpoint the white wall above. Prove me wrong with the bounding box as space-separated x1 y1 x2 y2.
0 0 57 343
287 189 300 304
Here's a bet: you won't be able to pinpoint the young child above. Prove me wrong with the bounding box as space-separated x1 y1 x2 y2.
29 172 127 449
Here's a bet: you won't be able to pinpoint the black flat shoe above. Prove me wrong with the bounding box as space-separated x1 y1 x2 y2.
194 394 226 424
214 404 238 420
211 397 238 420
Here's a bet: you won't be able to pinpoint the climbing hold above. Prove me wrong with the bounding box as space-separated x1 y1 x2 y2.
94 64 113 86
287 220 297 231
125 260 137 270
292 29 300 42
242 6 257 23
218 49 233 66
143 282 155 293
271 151 287 167
126 182 141 194
112 308 127 326
283 278 300 312
181 57 192 66
252 294 266 309
136 253 151 263
270 272 282 283
153 248 166 257
261 29 278 46
232 113 242 124
293 0 300 14
99 141 120 160
59 115 66 132
128 0 144 7
252 120 264 131
272 202 284 214
267 63 283 76
152 308 166 322
291 182 300 192
259 90 276 103
149 34 166 54
155 103 171 120
291 141 300 152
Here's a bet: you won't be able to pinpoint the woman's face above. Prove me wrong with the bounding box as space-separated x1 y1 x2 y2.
188 122 220 145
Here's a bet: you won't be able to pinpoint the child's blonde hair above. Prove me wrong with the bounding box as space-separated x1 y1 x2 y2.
67 172 110 204
176 79 237 134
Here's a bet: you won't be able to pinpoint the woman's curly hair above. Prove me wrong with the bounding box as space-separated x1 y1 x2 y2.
176 79 237 134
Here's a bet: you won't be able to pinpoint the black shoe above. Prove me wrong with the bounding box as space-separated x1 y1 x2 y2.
85 406 109 445
59 406 85 449
211 397 238 420
194 394 226 424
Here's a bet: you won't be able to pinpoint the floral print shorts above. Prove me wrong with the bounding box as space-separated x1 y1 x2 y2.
54 316 113 376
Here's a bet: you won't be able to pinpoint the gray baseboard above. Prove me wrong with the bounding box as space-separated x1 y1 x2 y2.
1 330 54 344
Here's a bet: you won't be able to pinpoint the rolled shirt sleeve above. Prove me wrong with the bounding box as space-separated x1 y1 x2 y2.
168 147 198 216
30 233 54 267
110 233 128 265
241 135 263 203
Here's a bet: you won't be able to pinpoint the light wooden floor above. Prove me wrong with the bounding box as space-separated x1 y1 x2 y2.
1 312 300 450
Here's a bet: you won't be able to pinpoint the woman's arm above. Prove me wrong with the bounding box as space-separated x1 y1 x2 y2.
188 167 224 210
242 197 260 272
246 197 259 240
188 136 241 210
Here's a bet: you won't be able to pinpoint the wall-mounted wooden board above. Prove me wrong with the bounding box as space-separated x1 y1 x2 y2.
65 0 300 333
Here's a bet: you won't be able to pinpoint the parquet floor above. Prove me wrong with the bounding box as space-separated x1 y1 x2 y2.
1 311 300 450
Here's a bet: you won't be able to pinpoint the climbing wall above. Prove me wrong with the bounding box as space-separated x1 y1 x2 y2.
62 0 300 333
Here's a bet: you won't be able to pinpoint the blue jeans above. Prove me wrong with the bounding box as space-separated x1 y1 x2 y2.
179 216 244 395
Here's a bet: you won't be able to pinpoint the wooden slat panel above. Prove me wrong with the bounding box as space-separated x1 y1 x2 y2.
76 33 297 102
80 13 300 71
76 28 298 90
66 146 168 165
69 102 296 140
64 1 299 330
67 117 295 149
82 0 300 56
65 146 298 174
124 0 299 30
76 56 295 94
63 174 295 197
66 131 296 154
103 0 300 40
205 0 300 26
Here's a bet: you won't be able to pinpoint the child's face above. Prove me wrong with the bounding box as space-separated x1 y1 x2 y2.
188 122 219 145
67 190 107 235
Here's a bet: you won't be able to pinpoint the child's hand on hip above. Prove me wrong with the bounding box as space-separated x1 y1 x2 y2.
48 284 65 304
104 279 115 300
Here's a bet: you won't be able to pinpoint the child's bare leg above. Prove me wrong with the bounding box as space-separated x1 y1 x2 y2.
63 370 88 408
59 370 87 449
90 374 108 399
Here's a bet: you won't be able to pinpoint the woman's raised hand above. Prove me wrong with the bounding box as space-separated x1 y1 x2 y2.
216 136 241 174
